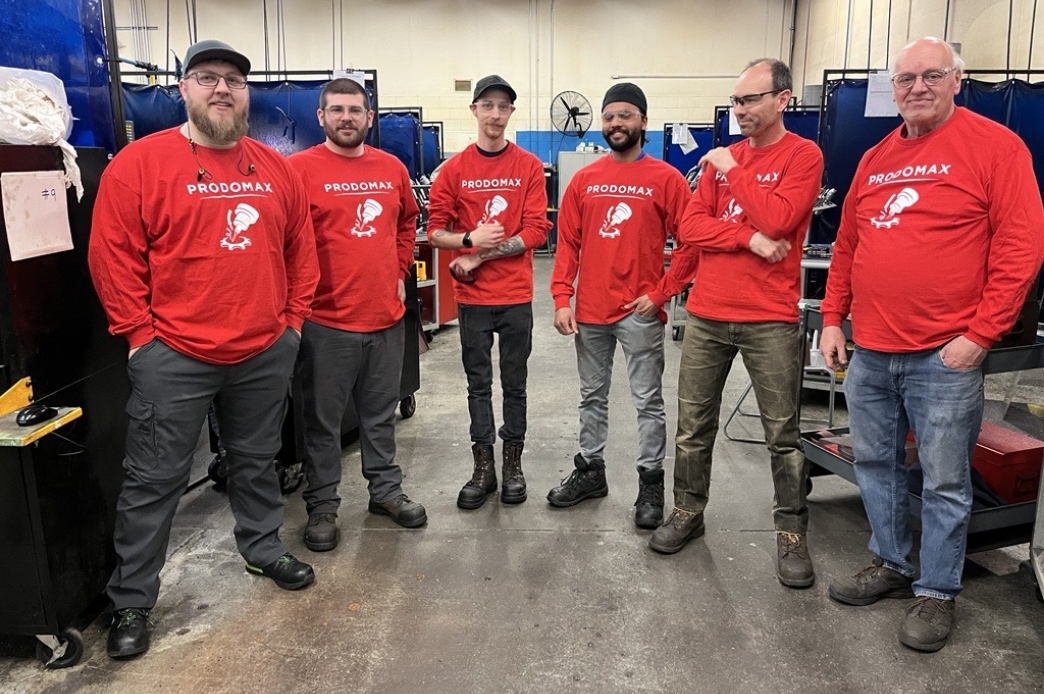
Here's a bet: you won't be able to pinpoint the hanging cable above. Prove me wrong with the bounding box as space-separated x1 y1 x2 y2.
885 0 892 69
165 0 171 77
191 0 198 44
801 0 811 93
1030 0 1039 76
263 0 270 74
843 0 853 69
867 0 874 69
339 0 344 67
944 0 951 41
1008 0 1015 73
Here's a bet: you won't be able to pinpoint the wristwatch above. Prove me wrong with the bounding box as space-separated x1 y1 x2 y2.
462 231 474 248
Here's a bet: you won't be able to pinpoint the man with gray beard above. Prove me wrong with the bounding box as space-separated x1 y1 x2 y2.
89 39 320 659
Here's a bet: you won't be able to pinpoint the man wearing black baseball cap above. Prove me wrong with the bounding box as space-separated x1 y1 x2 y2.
90 38 320 659
427 74 550 510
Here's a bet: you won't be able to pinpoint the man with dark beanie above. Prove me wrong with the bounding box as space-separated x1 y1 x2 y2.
427 75 551 510
549 82 697 527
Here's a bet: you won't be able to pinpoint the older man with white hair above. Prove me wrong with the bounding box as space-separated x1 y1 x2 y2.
820 37 1044 652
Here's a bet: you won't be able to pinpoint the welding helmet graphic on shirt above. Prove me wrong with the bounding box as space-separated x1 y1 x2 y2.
720 198 744 223
870 187 919 229
351 198 384 237
598 202 632 239
221 203 258 251
479 195 508 224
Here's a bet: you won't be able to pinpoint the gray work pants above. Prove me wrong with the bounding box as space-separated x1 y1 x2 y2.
575 313 667 472
298 319 406 514
107 330 299 610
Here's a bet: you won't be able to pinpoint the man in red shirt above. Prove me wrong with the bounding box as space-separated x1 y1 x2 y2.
289 78 426 551
649 60 824 591
548 83 697 528
89 40 320 659
820 37 1044 652
427 75 551 510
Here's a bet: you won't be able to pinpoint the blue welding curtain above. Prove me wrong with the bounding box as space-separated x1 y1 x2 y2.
379 112 422 179
662 125 714 177
813 77 1044 244
422 124 442 177
0 0 116 152
122 79 379 155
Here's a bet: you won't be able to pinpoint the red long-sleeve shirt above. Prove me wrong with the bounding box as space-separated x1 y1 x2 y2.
681 131 824 323
551 154 697 324
821 107 1044 351
426 143 551 305
88 127 319 364
289 144 418 332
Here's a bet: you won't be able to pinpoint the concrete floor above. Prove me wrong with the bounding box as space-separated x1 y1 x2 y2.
2 255 1043 693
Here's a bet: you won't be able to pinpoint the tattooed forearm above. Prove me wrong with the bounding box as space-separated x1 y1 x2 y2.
478 236 525 261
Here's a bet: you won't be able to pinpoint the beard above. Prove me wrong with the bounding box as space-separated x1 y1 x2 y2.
324 120 368 149
605 126 642 153
187 97 250 144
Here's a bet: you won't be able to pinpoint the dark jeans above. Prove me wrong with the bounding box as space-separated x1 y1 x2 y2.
108 330 299 610
457 302 533 446
673 315 808 533
298 319 406 514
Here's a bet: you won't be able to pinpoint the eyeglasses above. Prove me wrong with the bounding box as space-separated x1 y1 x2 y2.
891 68 953 89
324 105 368 117
476 100 513 113
601 109 641 123
186 71 247 90
729 90 782 107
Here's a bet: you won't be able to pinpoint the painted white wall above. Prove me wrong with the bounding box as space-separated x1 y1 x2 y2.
115 0 1044 149
115 0 791 151
794 0 1044 95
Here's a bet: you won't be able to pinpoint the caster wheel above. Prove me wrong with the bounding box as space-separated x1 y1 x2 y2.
806 477 814 496
672 326 683 341
400 394 417 419
35 628 84 669
207 454 228 491
277 460 304 495
424 331 434 342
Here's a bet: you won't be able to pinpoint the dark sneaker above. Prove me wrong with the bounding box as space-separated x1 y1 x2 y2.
776 532 815 588
107 607 151 659
458 444 497 509
303 512 339 552
634 469 665 529
547 453 608 507
648 508 705 554
501 441 527 504
900 596 955 652
828 559 914 606
245 553 315 590
369 494 428 528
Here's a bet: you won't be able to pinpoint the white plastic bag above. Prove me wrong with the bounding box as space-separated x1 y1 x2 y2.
0 67 82 200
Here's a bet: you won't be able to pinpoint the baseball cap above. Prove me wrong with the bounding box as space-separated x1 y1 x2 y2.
183 39 251 77
473 75 517 104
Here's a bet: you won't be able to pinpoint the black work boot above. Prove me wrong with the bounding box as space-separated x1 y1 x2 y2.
107 607 151 658
547 453 608 507
634 469 665 529
303 512 339 552
501 441 527 504
457 444 497 509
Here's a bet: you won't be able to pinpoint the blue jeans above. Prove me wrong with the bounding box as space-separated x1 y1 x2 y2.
845 346 984 600
457 302 533 445
576 313 666 473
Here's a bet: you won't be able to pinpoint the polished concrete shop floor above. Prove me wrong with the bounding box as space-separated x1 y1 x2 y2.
2 256 1043 693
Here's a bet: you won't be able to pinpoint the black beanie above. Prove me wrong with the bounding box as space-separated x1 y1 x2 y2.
602 82 647 116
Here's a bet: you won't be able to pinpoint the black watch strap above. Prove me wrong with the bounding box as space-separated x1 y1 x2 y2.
462 231 474 248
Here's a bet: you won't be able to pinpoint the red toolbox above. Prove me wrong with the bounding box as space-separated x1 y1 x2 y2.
972 421 1044 504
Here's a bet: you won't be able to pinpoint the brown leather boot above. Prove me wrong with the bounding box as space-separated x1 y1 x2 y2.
457 444 497 509
501 441 527 504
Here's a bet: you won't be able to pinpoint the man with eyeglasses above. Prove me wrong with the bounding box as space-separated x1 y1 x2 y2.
288 78 426 550
427 75 551 510
649 59 824 591
548 83 697 528
819 37 1044 652
89 39 320 659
